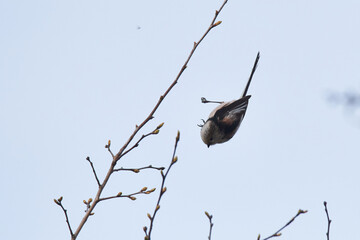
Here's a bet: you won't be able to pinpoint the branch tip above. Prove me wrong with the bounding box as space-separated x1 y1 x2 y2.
176 130 180 141
86 157 101 187
324 201 331 240
156 122 165 129
261 209 307 240
205 211 214 240
145 131 180 239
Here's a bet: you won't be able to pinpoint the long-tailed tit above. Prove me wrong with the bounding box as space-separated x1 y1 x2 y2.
199 52 260 147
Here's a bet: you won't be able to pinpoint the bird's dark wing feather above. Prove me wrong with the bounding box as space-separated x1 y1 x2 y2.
213 96 251 134
214 96 251 120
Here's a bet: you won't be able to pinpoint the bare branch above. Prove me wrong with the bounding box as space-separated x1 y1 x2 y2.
205 211 214 240
145 131 180 240
54 197 74 238
324 201 332 240
259 209 308 240
85 157 101 187
63 0 228 238
112 0 228 163
98 188 156 202
113 165 165 173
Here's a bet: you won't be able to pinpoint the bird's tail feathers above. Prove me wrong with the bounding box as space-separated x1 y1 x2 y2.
242 52 260 98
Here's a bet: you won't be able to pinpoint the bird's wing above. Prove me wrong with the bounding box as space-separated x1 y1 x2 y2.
214 96 250 120
213 96 250 132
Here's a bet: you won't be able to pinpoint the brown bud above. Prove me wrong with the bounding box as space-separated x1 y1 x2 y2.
153 129 160 134
213 21 222 27
156 122 164 129
176 130 180 141
147 213 152 220
129 196 136 201
117 192 122 197
298 209 308 214
156 205 160 210
172 156 178 163
133 169 140 173
141 187 148 192
162 187 167 193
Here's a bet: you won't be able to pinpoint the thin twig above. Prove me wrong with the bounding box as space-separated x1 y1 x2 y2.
54 197 74 238
259 209 308 240
98 188 156 202
324 201 331 240
61 0 228 238
108 147 114 158
120 131 157 159
144 131 180 240
71 125 163 239
85 157 101 187
205 211 214 240
113 165 165 173
105 140 115 158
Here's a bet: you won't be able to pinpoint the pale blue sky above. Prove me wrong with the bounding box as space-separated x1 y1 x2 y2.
1 0 360 239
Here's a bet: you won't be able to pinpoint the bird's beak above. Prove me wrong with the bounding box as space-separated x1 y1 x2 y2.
207 144 210 148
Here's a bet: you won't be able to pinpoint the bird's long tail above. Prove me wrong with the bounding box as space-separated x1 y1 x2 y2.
242 52 260 98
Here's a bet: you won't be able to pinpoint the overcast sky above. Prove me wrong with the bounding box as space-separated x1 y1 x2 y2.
1 0 360 239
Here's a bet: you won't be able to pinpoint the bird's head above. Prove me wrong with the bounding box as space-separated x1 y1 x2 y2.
200 119 219 147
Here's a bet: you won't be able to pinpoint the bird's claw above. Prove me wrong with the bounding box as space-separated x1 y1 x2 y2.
197 119 206 127
201 97 223 104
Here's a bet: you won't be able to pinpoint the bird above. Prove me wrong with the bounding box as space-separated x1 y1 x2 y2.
199 52 260 147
